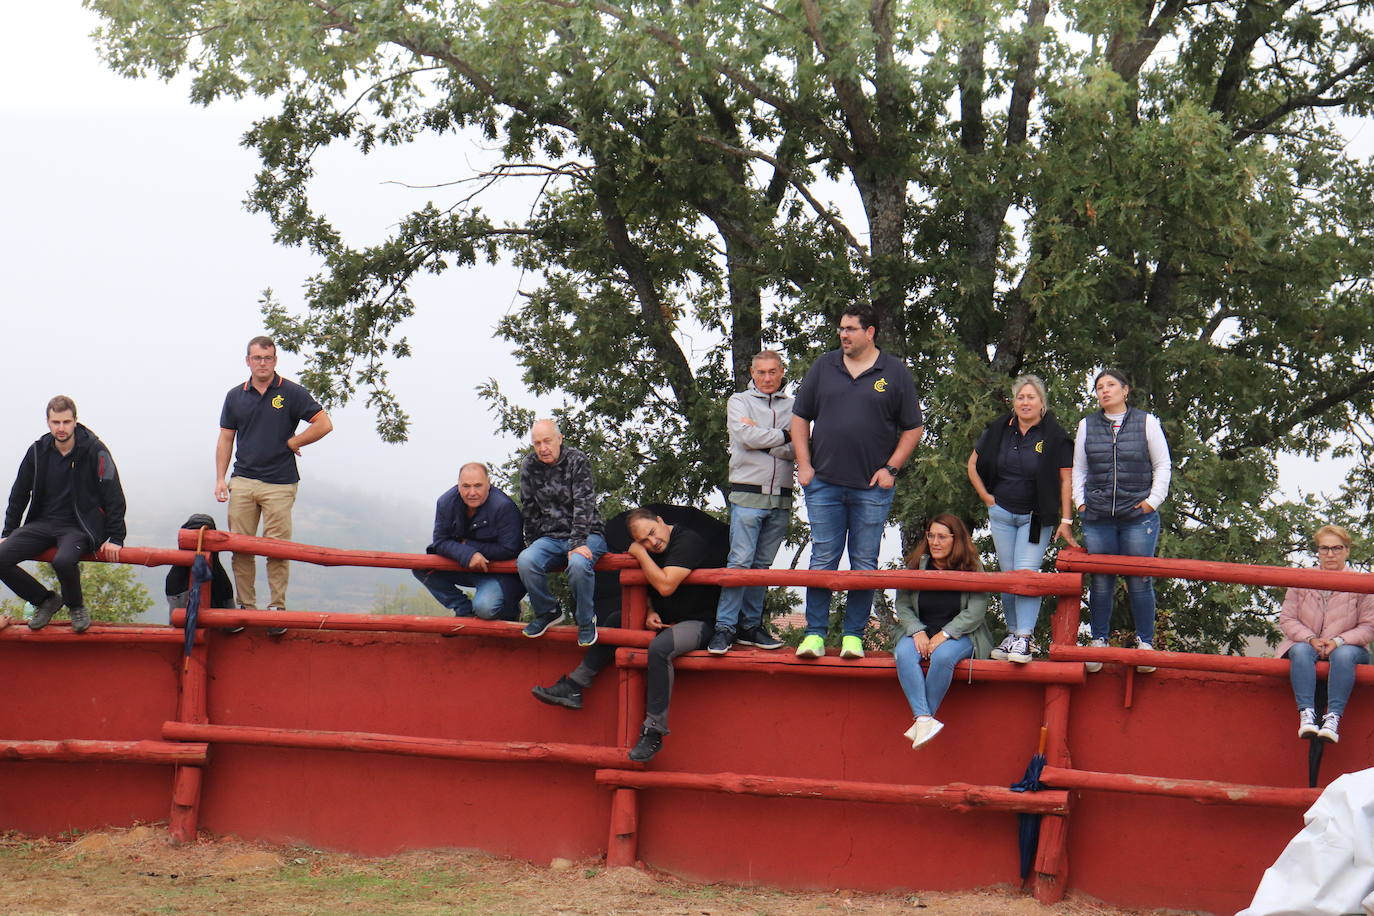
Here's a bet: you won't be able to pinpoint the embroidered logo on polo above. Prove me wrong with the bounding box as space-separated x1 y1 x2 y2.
1035 440 1044 453
272 395 285 409
873 378 888 392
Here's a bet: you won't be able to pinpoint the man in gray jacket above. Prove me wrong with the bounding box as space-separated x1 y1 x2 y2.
707 350 794 655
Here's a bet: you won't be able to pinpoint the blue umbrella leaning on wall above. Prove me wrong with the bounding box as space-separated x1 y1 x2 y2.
1011 725 1050 881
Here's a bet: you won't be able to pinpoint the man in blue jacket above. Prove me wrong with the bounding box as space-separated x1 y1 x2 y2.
0 396 126 634
414 462 525 620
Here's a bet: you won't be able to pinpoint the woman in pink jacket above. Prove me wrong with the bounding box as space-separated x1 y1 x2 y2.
1277 524 1374 744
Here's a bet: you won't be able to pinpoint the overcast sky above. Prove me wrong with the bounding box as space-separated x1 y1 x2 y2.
0 5 1357 569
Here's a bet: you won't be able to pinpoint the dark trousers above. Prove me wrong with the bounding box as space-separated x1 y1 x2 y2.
643 620 712 734
0 520 90 608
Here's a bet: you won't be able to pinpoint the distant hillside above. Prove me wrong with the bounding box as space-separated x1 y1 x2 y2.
124 479 438 621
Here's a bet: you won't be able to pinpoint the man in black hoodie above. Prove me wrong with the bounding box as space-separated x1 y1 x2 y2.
0 396 126 633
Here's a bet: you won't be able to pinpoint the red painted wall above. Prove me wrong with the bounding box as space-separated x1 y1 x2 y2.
1 627 1354 915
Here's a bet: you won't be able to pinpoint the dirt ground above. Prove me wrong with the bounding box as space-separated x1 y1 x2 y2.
0 826 1201 916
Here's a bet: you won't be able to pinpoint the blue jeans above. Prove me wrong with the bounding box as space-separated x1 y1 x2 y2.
412 568 524 621
1286 642 1369 716
715 503 790 631
893 634 974 718
1081 513 1161 642
517 533 609 627
987 503 1055 636
802 477 895 638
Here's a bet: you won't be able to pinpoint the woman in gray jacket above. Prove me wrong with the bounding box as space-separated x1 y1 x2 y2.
893 513 994 748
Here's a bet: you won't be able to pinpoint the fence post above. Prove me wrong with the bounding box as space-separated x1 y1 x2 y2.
168 575 211 845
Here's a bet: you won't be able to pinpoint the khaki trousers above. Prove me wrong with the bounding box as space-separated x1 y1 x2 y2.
227 476 298 609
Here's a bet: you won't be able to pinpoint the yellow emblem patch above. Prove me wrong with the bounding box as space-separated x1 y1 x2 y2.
272 395 285 409
1034 440 1044 453
873 378 888 392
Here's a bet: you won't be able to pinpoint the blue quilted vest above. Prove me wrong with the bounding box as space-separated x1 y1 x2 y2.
1082 408 1154 520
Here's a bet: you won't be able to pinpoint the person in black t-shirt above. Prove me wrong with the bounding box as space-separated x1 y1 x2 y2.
531 506 723 763
214 335 332 630
892 514 993 749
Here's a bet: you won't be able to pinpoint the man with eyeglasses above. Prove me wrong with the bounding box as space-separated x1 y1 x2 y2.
214 335 333 632
790 306 924 660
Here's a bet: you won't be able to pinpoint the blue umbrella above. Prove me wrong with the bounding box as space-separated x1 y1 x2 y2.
182 550 213 658
1010 725 1049 880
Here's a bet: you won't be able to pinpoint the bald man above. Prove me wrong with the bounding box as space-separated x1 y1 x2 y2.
517 420 608 646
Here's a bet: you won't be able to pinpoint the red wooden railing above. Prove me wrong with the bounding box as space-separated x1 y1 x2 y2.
3 532 1372 910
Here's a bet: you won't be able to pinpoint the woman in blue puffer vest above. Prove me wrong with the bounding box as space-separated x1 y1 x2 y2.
1071 369 1171 672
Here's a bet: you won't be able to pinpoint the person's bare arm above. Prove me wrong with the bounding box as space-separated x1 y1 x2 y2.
287 410 333 455
791 415 813 486
214 428 236 502
870 426 923 488
627 543 693 596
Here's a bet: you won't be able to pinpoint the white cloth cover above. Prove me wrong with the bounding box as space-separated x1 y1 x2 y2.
1240 767 1374 915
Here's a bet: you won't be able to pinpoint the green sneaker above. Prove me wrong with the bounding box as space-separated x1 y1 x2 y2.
795 634 825 659
840 635 865 659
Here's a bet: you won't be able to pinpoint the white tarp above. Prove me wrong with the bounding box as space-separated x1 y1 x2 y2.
1239 767 1374 916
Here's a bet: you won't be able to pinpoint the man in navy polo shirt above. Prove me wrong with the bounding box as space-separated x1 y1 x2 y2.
790 306 924 660
214 336 333 630
414 462 525 620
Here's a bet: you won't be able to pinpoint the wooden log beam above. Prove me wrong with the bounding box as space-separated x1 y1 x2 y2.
614 649 1086 684
162 721 640 769
1048 645 1374 683
619 567 1081 597
169 637 211 845
169 608 655 647
1056 547 1374 594
0 739 207 765
1041 765 1320 809
0 624 196 645
594 769 1070 814
28 545 198 568
174 530 1081 595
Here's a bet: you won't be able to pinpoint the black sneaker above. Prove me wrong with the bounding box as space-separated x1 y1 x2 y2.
737 625 783 650
27 592 62 631
532 676 584 710
523 607 565 639
266 604 287 638
707 626 735 655
628 728 665 762
226 603 248 635
69 606 92 634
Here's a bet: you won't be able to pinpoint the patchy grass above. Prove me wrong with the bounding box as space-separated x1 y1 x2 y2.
0 827 1193 915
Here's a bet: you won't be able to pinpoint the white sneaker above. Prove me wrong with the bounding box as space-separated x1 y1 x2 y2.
902 720 920 743
1007 635 1033 664
911 716 944 749
1319 712 1341 743
1298 708 1319 739
1084 637 1108 673
990 634 1015 661
1135 641 1156 673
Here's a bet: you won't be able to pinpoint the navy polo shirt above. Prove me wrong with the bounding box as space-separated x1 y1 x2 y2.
220 375 324 485
792 349 924 488
974 420 1073 514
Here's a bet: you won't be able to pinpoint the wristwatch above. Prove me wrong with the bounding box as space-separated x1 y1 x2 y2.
884 464 901 478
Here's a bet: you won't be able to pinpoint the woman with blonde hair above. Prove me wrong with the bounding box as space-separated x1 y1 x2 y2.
1277 524 1374 744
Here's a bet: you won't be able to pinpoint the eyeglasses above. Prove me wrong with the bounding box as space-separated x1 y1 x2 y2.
838 325 865 335
1316 545 1348 554
927 533 953 542
248 355 277 363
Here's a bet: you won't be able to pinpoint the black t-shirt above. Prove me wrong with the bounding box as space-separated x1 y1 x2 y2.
792 350 924 489
974 420 1073 514
649 527 722 625
917 590 961 637
220 376 324 485
33 442 78 526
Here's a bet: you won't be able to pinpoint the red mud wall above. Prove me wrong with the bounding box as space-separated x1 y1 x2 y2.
1 627 1355 916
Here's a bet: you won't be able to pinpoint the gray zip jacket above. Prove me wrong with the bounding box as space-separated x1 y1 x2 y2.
727 382 796 494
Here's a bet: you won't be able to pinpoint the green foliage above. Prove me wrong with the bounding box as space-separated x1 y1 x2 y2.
87 0 1374 652
368 583 450 617
0 562 152 623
